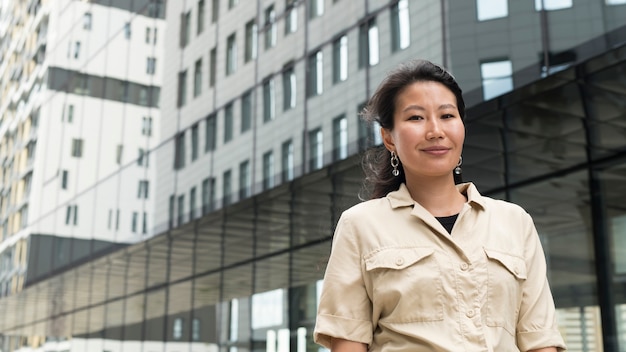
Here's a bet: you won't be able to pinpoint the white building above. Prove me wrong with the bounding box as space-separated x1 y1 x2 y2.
0 0 164 314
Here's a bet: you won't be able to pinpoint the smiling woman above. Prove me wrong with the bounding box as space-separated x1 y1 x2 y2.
313 59 567 352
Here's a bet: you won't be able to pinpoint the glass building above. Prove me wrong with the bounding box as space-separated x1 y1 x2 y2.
0 0 625 351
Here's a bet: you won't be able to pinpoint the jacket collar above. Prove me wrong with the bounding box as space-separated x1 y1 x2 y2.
387 182 486 210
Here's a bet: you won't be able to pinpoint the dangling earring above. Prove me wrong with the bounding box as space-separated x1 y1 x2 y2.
454 156 463 176
453 156 463 184
390 151 400 177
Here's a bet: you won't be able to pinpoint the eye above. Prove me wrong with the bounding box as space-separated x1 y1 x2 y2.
441 114 456 119
407 115 423 121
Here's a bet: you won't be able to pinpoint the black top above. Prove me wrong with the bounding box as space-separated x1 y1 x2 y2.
436 214 459 234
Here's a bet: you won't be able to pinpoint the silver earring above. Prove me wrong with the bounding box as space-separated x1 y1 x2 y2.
390 151 400 177
454 156 463 175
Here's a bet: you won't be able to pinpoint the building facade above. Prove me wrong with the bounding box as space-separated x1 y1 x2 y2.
0 0 165 350
0 0 625 351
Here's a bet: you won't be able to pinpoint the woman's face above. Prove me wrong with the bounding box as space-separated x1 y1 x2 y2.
382 81 465 181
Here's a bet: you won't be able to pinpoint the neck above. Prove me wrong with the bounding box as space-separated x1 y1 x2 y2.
404 175 466 217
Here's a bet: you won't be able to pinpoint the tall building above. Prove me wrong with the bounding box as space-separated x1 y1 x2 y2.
0 0 625 351
0 0 165 350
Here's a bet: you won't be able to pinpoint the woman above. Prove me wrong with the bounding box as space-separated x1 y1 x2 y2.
314 60 566 351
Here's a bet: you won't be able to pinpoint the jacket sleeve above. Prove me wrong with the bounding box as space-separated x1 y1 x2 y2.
516 211 567 351
314 212 373 349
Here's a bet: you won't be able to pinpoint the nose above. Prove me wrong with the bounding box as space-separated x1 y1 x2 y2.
426 118 444 139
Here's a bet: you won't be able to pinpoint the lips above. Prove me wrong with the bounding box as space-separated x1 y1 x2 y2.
421 146 451 155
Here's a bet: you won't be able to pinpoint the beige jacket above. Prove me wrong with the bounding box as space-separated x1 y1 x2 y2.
314 183 566 351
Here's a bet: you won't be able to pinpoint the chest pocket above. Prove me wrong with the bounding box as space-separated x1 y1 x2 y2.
364 247 443 323
484 247 527 336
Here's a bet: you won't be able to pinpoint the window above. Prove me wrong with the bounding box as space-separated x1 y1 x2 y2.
138 180 149 199
239 160 251 199
61 170 68 189
263 78 275 122
192 318 201 341
174 132 186 169
241 90 252 132
177 194 185 226
309 0 324 18
209 47 217 87
142 116 153 136
74 41 81 59
223 170 232 206
146 27 151 43
229 0 239 9
178 70 187 107
65 104 74 123
333 115 348 161
480 59 513 100
146 27 157 44
71 139 83 157
197 0 205 34
168 195 175 229
202 177 215 214
146 57 156 75
226 33 237 75
607 0 626 4
138 148 149 167
142 212 147 234
477 0 508 20
282 66 296 110
191 124 199 161
83 12 92 30
148 0 164 17
224 103 234 143
245 20 258 62
535 0 572 10
211 0 219 23
332 35 348 83
65 205 78 225
124 22 131 39
116 145 123 164
357 101 381 149
307 51 323 97
264 5 276 49
169 195 175 229
359 19 379 68
190 187 197 220
285 0 298 34
391 0 410 51
205 113 217 151
282 139 294 182
194 58 202 97
309 128 323 171
131 212 138 233
180 11 191 47
263 150 274 190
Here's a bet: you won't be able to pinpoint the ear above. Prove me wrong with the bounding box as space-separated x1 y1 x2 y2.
381 127 395 152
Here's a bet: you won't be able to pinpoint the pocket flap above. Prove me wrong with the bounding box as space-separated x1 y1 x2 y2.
484 248 527 279
364 247 435 271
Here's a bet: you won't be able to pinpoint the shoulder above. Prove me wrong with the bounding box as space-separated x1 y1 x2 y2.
337 198 392 227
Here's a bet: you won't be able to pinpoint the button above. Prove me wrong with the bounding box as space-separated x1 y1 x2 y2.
395 257 405 266
460 263 469 271
466 309 475 318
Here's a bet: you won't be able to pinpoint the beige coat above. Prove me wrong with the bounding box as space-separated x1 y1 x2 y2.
314 183 566 351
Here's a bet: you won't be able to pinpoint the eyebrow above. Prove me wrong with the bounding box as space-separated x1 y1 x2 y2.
402 103 457 112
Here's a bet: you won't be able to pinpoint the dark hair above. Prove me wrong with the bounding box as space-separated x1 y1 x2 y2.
360 59 466 199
